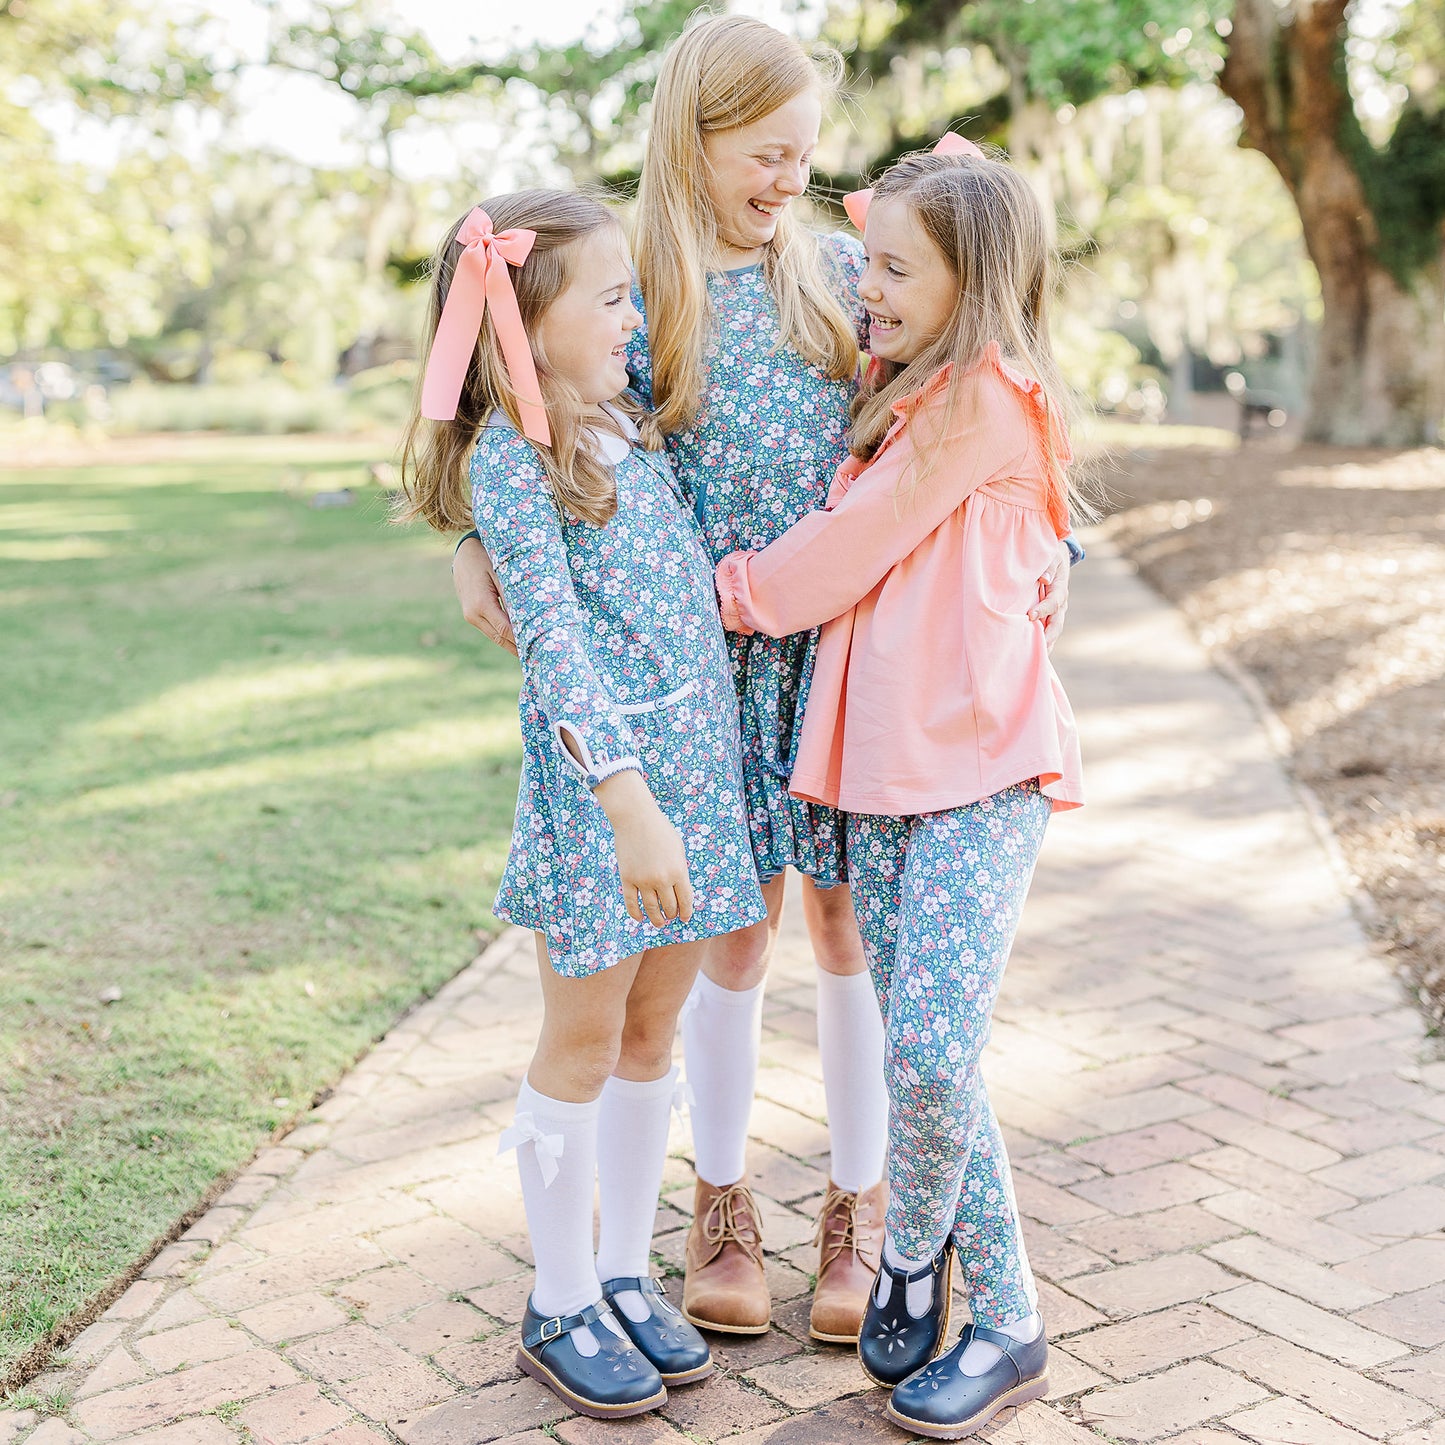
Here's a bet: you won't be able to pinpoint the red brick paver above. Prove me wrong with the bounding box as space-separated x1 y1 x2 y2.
3 541 1442 1444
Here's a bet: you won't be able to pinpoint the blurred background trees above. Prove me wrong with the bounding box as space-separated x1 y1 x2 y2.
5 0 1440 443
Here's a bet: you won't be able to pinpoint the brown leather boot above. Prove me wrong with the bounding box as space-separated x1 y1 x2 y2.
809 1178 886 1343
682 1178 771 1334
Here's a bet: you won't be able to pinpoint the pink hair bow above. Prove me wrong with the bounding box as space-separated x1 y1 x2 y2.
421 206 551 445
842 131 985 231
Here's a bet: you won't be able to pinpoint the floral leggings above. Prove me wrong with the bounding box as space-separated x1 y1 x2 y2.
846 780 1050 1330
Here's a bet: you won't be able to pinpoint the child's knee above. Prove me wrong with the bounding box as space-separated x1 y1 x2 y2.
618 1006 682 1077
539 1017 623 1093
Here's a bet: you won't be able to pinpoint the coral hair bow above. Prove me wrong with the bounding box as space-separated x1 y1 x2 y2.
842 131 985 232
421 206 551 446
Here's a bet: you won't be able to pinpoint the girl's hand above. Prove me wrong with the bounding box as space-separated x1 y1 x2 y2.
593 770 695 928
454 537 517 656
1028 539 1072 652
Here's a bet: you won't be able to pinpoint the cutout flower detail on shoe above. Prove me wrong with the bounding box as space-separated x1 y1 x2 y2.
601 1275 713 1386
874 1316 911 1354
915 1358 952 1392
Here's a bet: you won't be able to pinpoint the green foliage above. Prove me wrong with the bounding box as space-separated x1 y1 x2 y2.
270 0 697 184
0 1 208 355
1348 99 1445 285
269 3 487 103
0 440 520 1378
855 0 1227 108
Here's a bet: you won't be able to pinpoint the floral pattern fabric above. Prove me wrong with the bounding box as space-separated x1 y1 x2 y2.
472 418 766 977
627 234 869 885
846 780 1051 1328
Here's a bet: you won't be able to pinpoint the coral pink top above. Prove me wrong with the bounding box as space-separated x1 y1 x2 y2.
715 343 1083 817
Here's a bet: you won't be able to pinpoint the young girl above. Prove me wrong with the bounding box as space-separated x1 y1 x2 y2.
453 16 1073 1343
714 147 1084 1439
456 15 891 1343
400 190 766 1419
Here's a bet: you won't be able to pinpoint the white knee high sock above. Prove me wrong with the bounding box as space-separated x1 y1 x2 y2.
503 1079 609 1331
815 968 888 1192
681 974 765 1187
596 1068 677 1323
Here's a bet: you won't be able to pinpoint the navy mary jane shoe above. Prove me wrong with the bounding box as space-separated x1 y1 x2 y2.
887 1321 1049 1439
601 1275 713 1385
516 1296 667 1419
857 1240 954 1387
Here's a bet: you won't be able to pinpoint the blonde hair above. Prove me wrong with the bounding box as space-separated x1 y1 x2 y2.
399 189 660 532
850 151 1093 529
633 14 860 436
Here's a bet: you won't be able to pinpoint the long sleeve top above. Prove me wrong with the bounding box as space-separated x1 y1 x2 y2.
714 343 1084 817
472 412 725 789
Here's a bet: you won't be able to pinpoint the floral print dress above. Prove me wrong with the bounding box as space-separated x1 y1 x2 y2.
472 412 767 977
627 233 868 886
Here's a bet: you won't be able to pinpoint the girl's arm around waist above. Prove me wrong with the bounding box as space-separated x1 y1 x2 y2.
471 434 640 788
716 370 1030 638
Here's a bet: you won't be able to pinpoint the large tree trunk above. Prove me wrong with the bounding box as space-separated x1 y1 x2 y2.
1311 254 1445 446
1222 0 1445 445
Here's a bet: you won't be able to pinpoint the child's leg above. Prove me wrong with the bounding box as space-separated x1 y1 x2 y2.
681 875 785 1186
679 877 785 1332
802 874 889 1342
904 791 1050 1334
850 790 1049 1311
951 1100 1037 1329
802 877 887 1194
510 937 640 1328
686 875 886 1192
597 939 705 1293
509 940 671 1418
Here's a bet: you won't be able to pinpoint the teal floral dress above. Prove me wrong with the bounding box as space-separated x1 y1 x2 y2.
472 413 767 977
627 233 868 887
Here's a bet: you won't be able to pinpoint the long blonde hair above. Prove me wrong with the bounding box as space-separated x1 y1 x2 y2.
850 151 1092 529
399 190 660 532
633 14 860 436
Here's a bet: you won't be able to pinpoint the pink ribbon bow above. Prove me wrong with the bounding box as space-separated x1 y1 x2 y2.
843 131 985 231
420 206 551 446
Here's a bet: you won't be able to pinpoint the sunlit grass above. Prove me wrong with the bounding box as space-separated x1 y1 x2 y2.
0 442 521 1384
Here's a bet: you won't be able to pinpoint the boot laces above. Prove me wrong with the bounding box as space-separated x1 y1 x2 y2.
814 1186 879 1271
701 1182 764 1264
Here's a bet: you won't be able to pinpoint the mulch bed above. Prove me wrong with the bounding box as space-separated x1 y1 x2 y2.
1098 434 1445 1032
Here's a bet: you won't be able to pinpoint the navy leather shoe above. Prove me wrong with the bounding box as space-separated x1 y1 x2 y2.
515 1296 667 1418
857 1240 954 1387
601 1276 713 1385
887 1321 1049 1438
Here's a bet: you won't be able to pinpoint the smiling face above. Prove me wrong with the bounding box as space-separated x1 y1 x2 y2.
533 225 640 406
701 89 822 262
859 195 958 364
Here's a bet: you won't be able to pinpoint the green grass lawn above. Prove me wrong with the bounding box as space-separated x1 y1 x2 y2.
0 437 523 1386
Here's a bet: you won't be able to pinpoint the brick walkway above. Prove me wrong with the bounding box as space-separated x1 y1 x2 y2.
6 541 1444 1445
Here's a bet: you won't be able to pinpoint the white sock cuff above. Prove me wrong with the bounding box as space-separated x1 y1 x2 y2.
815 967 873 997
518 1078 602 1122
694 974 766 1009
601 1067 678 1102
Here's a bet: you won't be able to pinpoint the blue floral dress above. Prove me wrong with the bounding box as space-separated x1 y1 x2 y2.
627 233 868 887
472 412 767 977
